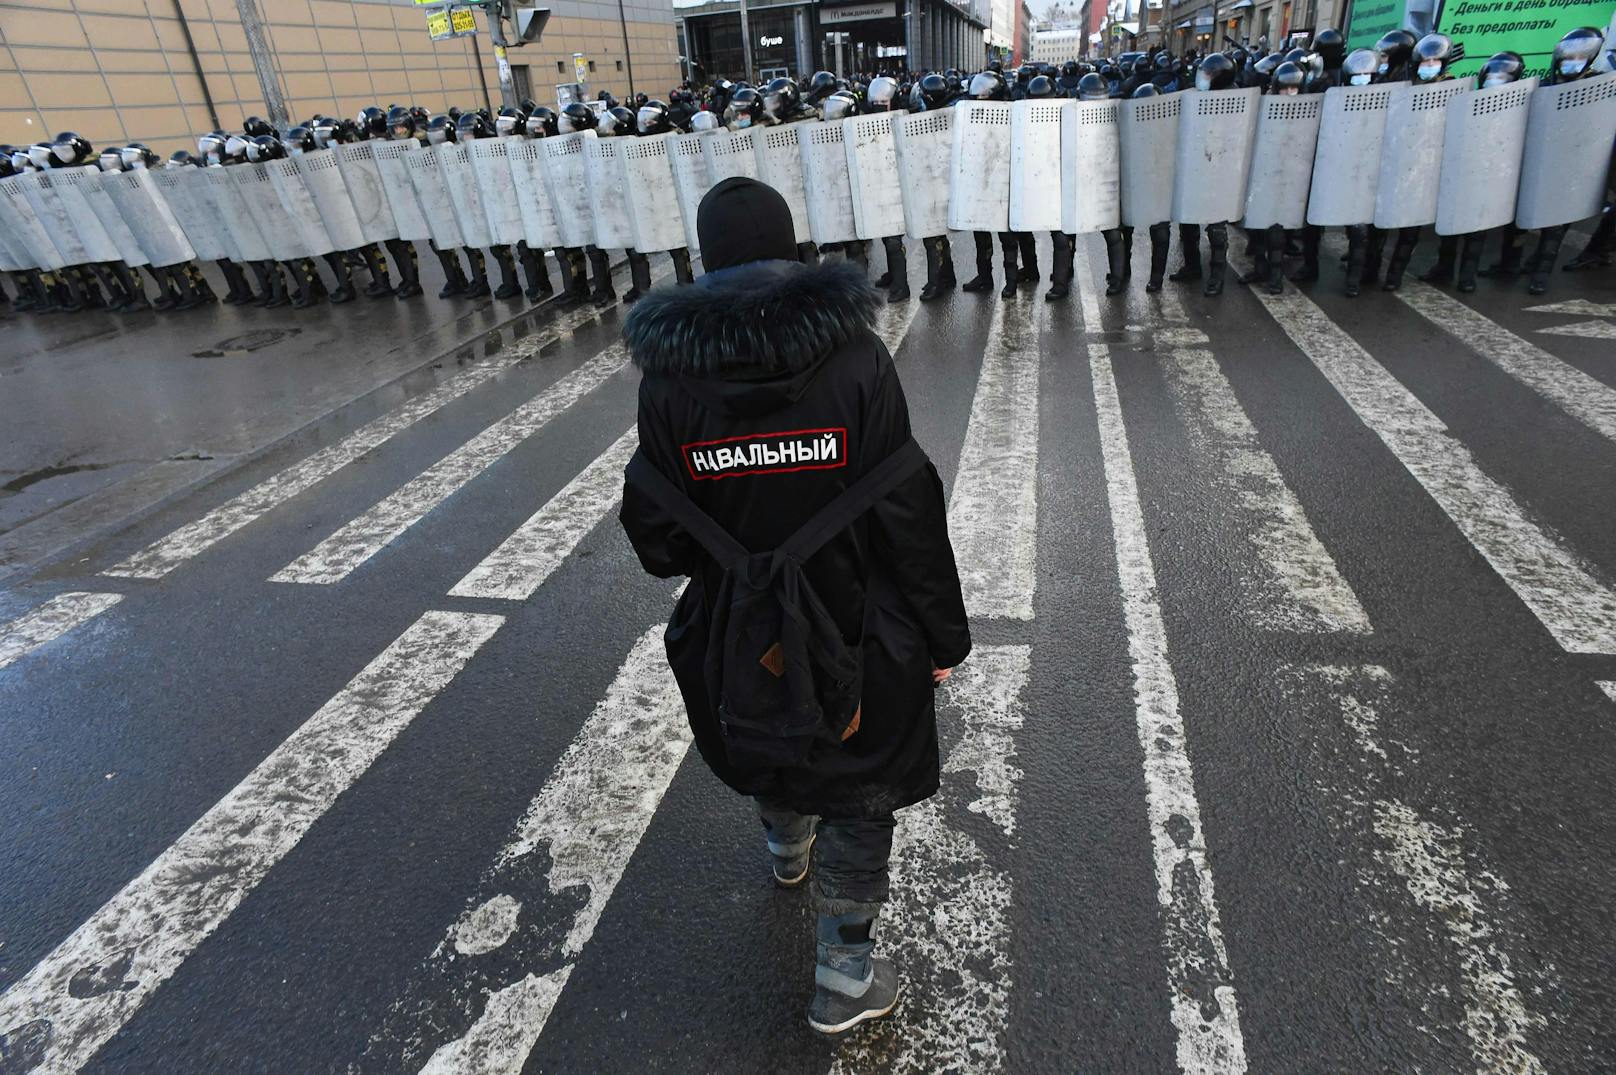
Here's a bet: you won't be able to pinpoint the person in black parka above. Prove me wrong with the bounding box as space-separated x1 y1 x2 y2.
618 177 970 1035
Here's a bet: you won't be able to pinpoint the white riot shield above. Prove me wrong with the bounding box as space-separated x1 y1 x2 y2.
753 124 812 243
295 149 366 251
950 101 1012 232
440 143 494 249
1120 93 1179 227
702 127 761 184
80 168 148 266
798 121 858 245
1243 95 1324 230
667 132 712 254
844 113 906 240
507 138 563 250
401 144 463 249
1516 72 1616 230
1436 78 1537 236
585 136 634 250
469 138 525 246
371 140 432 243
104 169 195 266
622 134 686 253
1373 78 1472 229
1010 99 1067 232
152 167 230 263
335 141 398 244
0 177 62 269
234 162 305 262
0 216 27 272
541 130 595 249
1061 98 1121 234
1173 87 1260 225
893 108 952 240
42 167 123 263
1306 84 1392 226
268 158 336 257
18 171 91 265
202 165 270 263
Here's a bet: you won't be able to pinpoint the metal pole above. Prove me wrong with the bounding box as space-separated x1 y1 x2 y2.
481 1 517 108
615 0 636 98
173 0 220 131
738 0 754 82
234 0 288 128
470 32 495 113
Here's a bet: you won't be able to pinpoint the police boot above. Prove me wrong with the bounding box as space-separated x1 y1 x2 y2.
1360 225 1386 286
1419 236 1458 285
170 266 206 311
807 912 899 1036
76 269 107 310
1121 227 1134 280
1203 222 1228 297
363 244 393 299
1103 229 1126 295
1480 224 1523 277
464 250 492 299
1382 228 1420 291
1343 225 1367 298
1290 225 1321 283
1146 222 1171 292
1456 233 1486 293
519 242 551 300
90 265 125 310
1238 234 1269 287
998 233 1020 299
13 271 41 311
623 249 652 304
1563 214 1614 271
559 247 591 304
291 259 326 309
1264 226 1286 295
1046 232 1072 301
190 263 218 305
919 237 949 301
323 252 356 304
1528 225 1567 295
586 246 614 304
435 248 467 298
798 241 820 265
391 240 423 299
882 236 909 302
962 232 995 292
259 264 287 309
492 245 523 300
671 247 695 286
870 240 892 288
220 259 253 305
1170 224 1202 283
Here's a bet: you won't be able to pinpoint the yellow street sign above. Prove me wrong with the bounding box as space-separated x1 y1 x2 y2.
427 9 451 37
427 5 477 39
451 7 476 33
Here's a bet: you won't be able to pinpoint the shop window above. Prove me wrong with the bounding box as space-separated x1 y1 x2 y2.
616 60 623 70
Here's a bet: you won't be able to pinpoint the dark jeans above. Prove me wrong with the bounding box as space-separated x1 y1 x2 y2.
757 799 895 916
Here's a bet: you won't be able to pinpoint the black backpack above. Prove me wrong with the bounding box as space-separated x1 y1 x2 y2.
625 438 928 769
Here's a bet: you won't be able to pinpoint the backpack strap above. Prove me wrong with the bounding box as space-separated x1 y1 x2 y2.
779 437 928 563
626 448 750 566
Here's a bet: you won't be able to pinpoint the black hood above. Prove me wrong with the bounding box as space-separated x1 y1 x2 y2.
623 259 879 417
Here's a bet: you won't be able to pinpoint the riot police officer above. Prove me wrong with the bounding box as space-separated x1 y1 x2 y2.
52 131 155 310
1521 27 1608 293
1374 33 1456 291
558 101 617 303
853 77 911 302
1239 61 1305 295
1028 74 1075 301
312 115 397 299
387 106 474 299
455 110 525 301
426 113 495 299
957 70 1038 299
1168 52 1236 296
284 124 360 304
911 74 959 301
356 105 424 299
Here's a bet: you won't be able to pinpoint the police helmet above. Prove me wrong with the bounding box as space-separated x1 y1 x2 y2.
1195 52 1236 91
597 105 634 136
424 114 457 144
456 110 495 139
387 106 416 140
1375 29 1416 75
1016 64 1035 83
51 132 92 166
918 72 951 109
1553 26 1604 80
1077 72 1108 100
1253 52 1283 76
120 143 158 170
0 152 13 179
166 149 194 169
1413 33 1454 81
1062 60 1081 78
494 106 525 137
636 99 672 135
525 106 558 138
1284 47 1308 65
866 75 900 110
243 115 274 138
97 147 124 172
821 90 859 122
762 77 801 120
967 70 1007 100
1314 28 1345 68
357 105 387 139
1130 82 1161 98
805 70 840 105
1273 61 1305 95
1025 74 1057 99
557 101 594 134
26 142 53 170
198 130 228 164
222 134 251 163
245 134 284 162
724 87 764 128
284 125 316 154
1343 48 1380 86
1155 52 1177 71
1478 50 1526 87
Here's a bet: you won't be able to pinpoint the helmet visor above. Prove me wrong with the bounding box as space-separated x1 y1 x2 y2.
967 72 998 98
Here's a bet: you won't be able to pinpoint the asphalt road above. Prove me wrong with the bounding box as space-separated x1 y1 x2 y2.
1 230 1614 1074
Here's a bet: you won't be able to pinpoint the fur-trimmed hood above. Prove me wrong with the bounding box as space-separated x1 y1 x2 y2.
623 258 879 380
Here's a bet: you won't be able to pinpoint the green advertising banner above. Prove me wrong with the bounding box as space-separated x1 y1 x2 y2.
1346 0 1414 49
1439 0 1615 79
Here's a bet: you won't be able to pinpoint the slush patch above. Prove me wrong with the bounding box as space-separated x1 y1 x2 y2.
681 427 848 480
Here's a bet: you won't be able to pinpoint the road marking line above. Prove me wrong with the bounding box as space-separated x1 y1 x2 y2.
1394 278 1616 444
1522 299 1616 317
1089 338 1248 1074
829 644 1030 1075
0 610 503 1074
362 623 689 1072
1075 236 1104 331
446 298 921 603
270 345 630 585
0 592 124 671
1246 274 1616 655
103 292 635 580
1534 319 1616 341
1161 349 1371 634
1599 681 1616 705
948 297 1043 621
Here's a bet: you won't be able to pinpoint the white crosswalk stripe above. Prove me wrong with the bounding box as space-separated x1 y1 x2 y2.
0 610 502 1073
0 591 123 671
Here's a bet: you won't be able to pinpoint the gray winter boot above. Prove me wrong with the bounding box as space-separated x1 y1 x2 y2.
807 912 900 1034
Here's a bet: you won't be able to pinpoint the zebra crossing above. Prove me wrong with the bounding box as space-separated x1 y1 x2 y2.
1 232 1614 1073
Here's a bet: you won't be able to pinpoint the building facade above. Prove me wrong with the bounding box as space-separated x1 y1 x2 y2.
0 0 681 157
1029 24 1082 64
676 0 987 79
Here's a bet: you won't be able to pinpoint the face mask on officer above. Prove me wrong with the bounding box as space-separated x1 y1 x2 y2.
1560 56 1589 76
1417 59 1442 80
